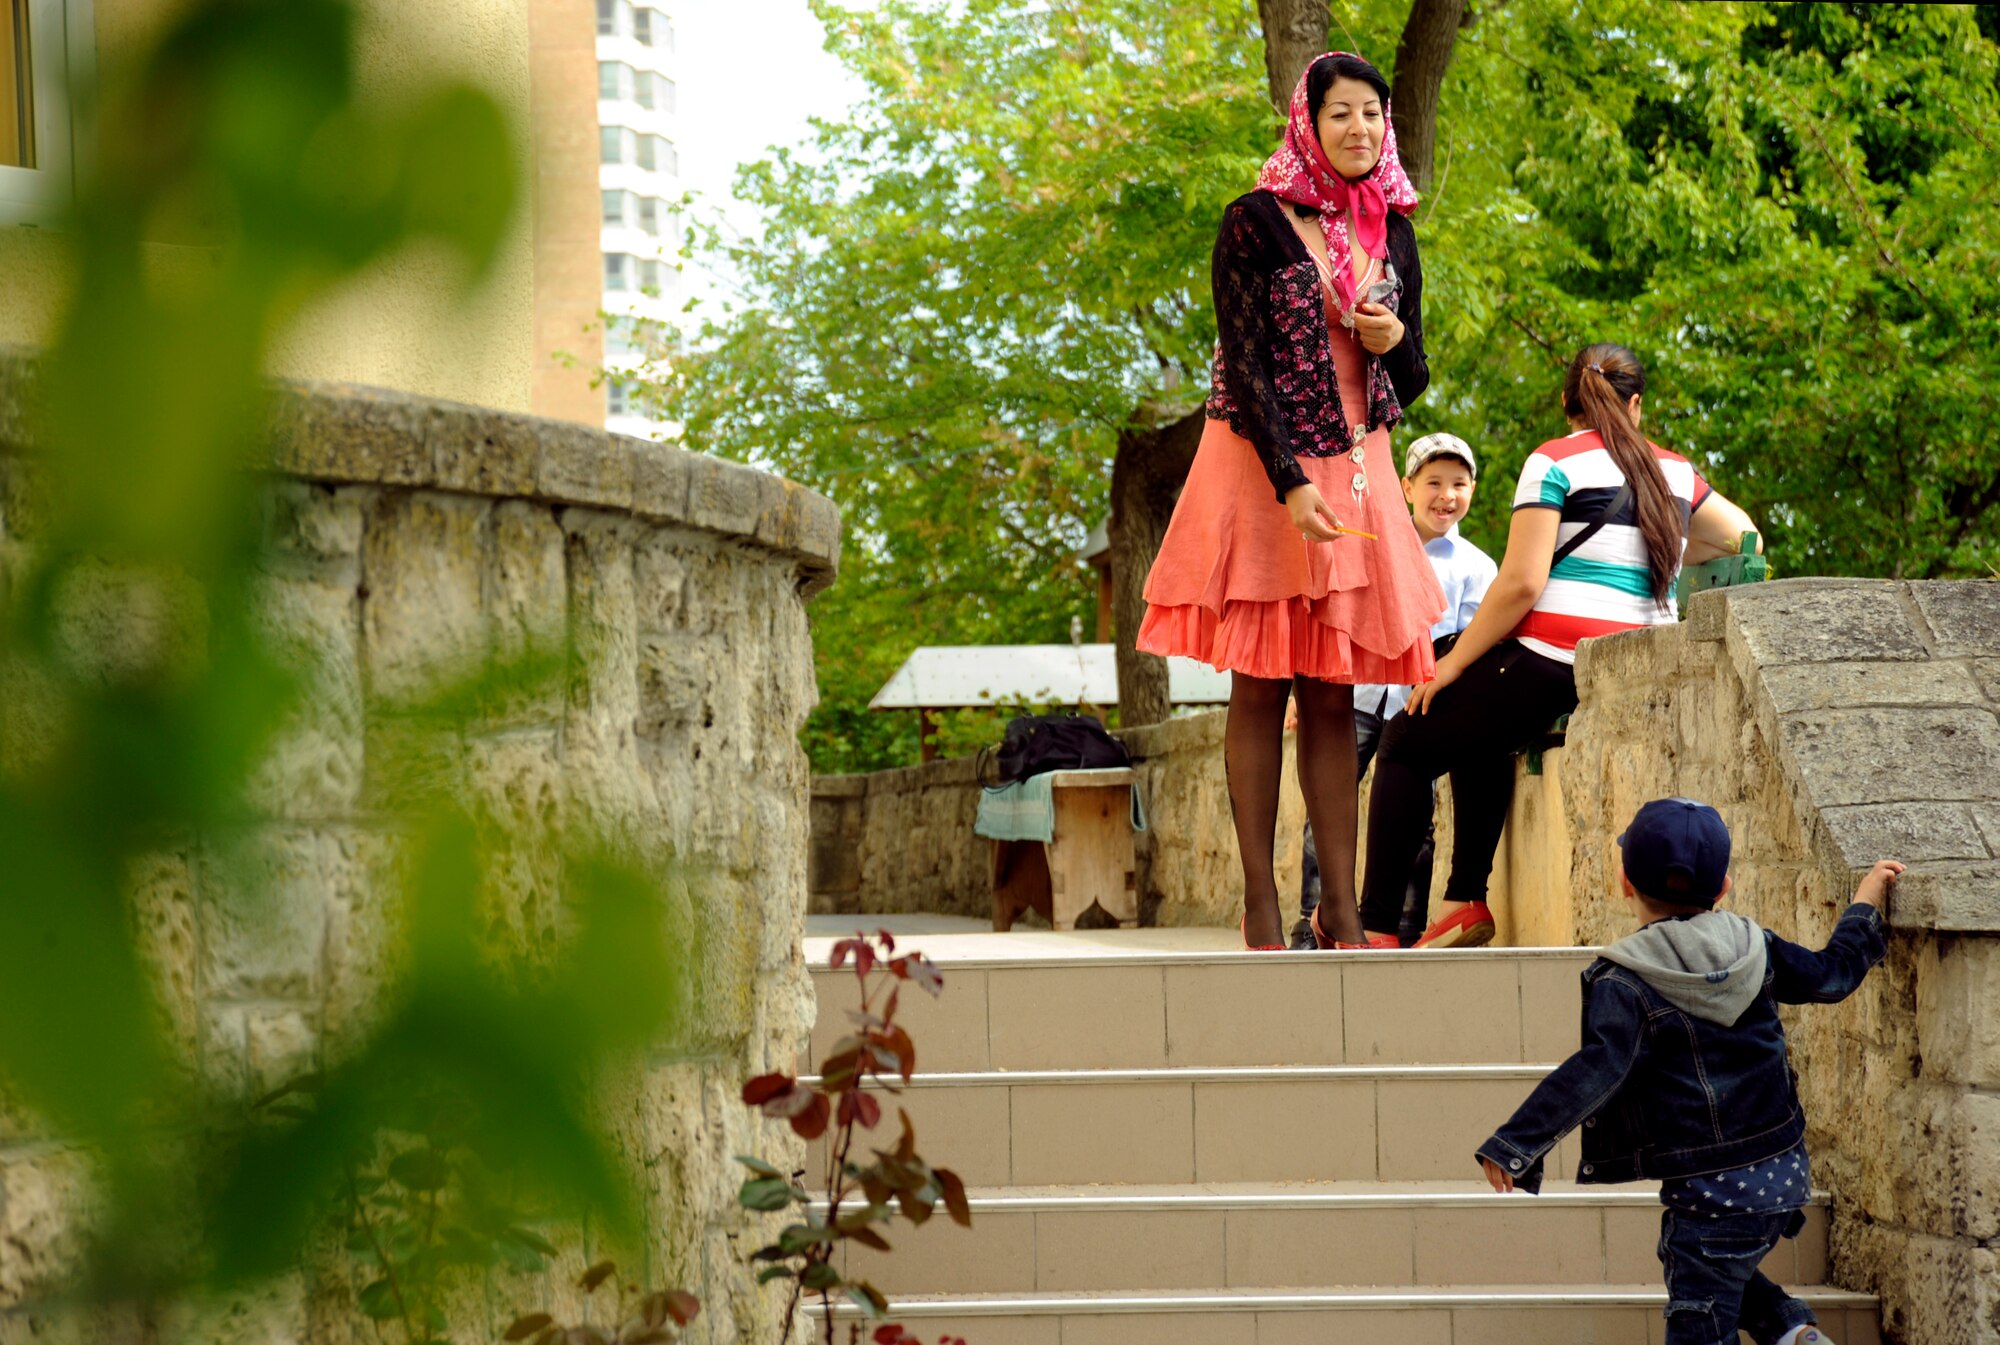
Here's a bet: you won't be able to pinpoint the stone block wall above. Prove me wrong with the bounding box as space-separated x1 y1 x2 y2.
0 359 839 1345
807 711 1316 928
810 758 988 919
1563 580 2000 1345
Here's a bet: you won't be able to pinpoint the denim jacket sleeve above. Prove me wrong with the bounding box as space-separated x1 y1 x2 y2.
1473 972 1646 1194
1768 901 1887 1004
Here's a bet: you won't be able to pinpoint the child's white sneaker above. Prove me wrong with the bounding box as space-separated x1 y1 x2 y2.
1775 1327 1835 1345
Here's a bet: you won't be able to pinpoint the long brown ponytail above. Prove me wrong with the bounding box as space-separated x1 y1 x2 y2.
1562 343 1681 605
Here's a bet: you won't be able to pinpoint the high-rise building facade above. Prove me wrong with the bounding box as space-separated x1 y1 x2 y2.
595 0 679 439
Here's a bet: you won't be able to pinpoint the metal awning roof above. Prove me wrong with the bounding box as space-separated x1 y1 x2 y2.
869 644 1232 710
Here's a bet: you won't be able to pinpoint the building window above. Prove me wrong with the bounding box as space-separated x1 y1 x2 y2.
640 257 660 292
635 134 653 172
602 189 625 228
657 77 676 115
1 0 89 225
4 0 35 170
631 7 652 47
606 379 632 418
657 14 675 52
599 125 622 164
604 253 630 291
658 138 678 175
597 61 620 101
596 0 617 36
634 70 655 109
637 195 657 235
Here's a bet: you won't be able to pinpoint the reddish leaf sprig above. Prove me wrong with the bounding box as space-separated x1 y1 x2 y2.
735 932 968 1344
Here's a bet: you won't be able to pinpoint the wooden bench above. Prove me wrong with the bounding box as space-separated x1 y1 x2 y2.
990 768 1139 931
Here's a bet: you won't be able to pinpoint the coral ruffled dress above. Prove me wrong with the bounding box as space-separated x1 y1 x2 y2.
1137 287 1444 685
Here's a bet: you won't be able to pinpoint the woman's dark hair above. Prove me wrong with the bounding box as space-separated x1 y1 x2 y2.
1562 343 1682 605
1308 54 1390 119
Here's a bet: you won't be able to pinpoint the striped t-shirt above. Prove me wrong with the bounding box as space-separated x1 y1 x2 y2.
1510 430 1712 664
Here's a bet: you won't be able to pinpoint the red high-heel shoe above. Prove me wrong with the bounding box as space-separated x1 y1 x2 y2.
1239 915 1284 952
1311 906 1401 951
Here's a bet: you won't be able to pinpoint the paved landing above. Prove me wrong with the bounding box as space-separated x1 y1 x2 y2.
804 914 1243 965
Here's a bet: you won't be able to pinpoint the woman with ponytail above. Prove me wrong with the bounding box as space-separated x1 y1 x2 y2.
1356 343 1760 949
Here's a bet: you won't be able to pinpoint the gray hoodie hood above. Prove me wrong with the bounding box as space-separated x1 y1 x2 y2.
1599 910 1768 1025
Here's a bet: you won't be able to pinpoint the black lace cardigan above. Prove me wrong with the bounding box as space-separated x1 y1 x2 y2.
1206 189 1429 502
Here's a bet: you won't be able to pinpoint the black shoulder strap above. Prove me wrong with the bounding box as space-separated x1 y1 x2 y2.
1551 479 1632 569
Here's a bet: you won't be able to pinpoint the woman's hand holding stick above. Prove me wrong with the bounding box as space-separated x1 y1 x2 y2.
1286 482 1347 541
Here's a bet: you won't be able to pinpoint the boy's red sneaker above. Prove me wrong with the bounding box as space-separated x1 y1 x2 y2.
1412 901 1496 949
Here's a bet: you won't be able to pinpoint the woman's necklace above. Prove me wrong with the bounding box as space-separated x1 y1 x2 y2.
1286 206 1378 506
1302 220 1377 504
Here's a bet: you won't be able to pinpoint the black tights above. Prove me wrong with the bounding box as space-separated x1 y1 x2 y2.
1358 641 1578 933
1227 674 1361 947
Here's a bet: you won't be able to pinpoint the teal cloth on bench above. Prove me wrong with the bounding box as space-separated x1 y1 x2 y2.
974 770 1147 843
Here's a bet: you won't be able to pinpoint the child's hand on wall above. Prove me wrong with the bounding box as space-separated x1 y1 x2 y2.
1854 859 1906 910
1479 1156 1515 1193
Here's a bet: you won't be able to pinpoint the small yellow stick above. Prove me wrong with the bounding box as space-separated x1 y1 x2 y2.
1330 524 1377 540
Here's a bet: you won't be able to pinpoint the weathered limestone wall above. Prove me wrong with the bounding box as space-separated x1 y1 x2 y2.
810 758 989 919
807 713 1317 927
1562 580 2000 1345
0 358 839 1344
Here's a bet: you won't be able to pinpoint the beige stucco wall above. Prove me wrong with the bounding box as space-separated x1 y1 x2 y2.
0 0 536 413
526 0 607 426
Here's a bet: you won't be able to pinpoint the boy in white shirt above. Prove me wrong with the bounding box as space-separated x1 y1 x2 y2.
1292 434 1500 950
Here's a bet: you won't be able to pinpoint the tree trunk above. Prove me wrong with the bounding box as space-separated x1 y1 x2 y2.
1108 408 1206 728
1255 0 1330 106
1390 0 1469 194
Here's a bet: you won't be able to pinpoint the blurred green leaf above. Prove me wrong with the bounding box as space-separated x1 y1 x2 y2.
357 1278 401 1321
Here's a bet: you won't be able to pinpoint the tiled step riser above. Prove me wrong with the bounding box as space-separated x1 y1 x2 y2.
835 1199 1829 1295
823 1073 1582 1187
807 952 1593 1074
812 1299 1883 1345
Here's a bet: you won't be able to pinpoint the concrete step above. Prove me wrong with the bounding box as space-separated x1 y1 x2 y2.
826 1181 1830 1295
807 1286 1883 1345
807 946 1594 1073
811 1064 1585 1187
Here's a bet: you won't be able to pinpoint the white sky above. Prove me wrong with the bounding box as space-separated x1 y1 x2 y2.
676 0 869 313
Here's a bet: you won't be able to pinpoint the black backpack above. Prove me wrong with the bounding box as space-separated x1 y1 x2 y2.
979 713 1130 787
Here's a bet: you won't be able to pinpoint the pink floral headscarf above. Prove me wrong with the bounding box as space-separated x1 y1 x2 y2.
1255 52 1419 308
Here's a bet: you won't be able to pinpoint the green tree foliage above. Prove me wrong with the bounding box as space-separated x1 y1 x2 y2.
668 0 1283 771
667 0 2000 773
1418 1 2000 580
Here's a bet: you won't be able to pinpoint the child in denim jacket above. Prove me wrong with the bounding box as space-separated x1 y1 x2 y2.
1474 797 1901 1345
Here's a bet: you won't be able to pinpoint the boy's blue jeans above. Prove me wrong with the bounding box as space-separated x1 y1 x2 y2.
1659 1207 1816 1345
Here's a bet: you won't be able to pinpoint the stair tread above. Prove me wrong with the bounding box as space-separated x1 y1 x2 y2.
818 1062 1562 1085
814 1285 1878 1313
821 1179 1832 1210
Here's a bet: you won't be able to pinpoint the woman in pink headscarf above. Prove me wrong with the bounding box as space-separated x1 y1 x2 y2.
1139 52 1444 950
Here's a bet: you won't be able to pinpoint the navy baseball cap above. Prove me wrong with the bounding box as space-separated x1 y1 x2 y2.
1617 798 1732 905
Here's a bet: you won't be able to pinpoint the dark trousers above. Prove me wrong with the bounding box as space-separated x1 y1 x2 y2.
1358 640 1577 932
1659 1208 1815 1345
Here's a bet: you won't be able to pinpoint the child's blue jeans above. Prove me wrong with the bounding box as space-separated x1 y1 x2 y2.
1658 1207 1817 1345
